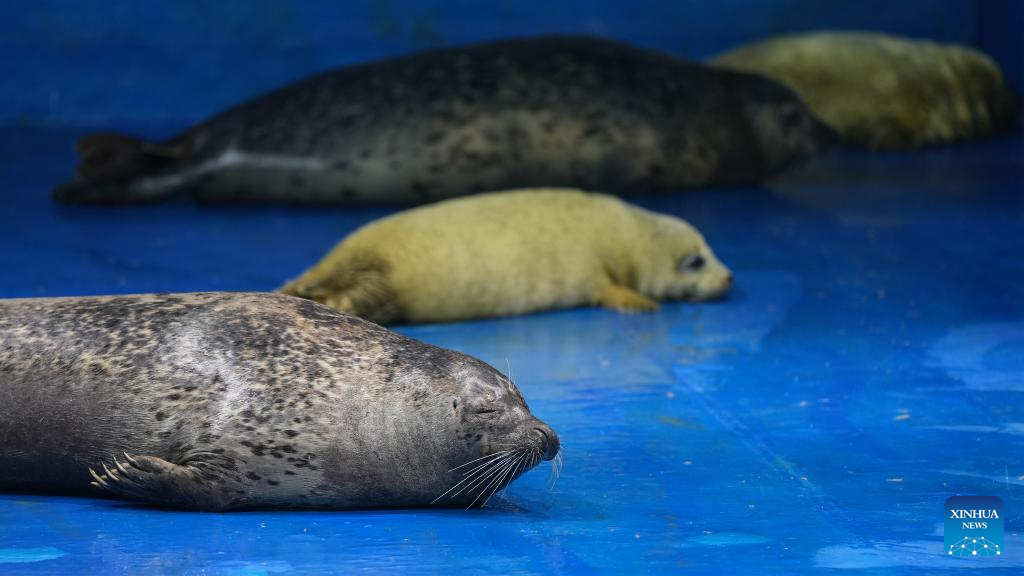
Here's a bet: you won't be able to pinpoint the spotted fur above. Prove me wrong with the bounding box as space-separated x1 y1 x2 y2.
0 292 558 510
52 36 835 204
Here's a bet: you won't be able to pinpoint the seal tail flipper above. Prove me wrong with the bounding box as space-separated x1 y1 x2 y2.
51 133 185 204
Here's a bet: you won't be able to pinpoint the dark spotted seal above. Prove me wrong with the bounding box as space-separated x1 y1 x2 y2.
52 36 836 205
0 292 559 510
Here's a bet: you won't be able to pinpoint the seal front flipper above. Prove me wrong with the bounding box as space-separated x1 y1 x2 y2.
89 453 246 511
52 133 186 204
595 283 659 313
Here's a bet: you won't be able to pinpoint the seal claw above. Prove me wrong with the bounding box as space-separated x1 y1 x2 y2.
88 467 108 486
101 462 119 482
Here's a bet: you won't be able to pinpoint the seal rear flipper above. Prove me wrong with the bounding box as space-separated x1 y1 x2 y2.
88 453 247 511
51 180 176 204
51 133 185 204
279 253 399 324
75 133 183 182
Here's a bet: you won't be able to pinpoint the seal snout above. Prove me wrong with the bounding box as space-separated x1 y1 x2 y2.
532 424 560 461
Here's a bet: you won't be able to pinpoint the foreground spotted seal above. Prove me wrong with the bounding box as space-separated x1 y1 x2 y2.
280 188 732 324
0 292 559 510
52 36 835 205
713 31 1019 149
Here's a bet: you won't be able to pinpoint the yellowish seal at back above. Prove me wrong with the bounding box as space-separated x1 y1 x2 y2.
713 31 1019 149
280 188 732 324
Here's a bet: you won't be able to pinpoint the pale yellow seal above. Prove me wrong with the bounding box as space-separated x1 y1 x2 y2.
713 31 1018 149
280 188 732 324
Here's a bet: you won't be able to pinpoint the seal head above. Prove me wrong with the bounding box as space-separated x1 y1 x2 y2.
428 358 560 506
738 74 839 176
636 212 733 302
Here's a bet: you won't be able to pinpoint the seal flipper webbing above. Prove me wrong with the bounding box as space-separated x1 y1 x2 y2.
51 133 185 204
88 453 247 511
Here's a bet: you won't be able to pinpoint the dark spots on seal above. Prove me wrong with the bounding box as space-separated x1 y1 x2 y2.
267 480 279 486
155 411 167 421
88 362 110 377
452 400 458 409
166 393 181 401
284 430 299 438
410 181 432 199
284 470 296 475
246 471 261 481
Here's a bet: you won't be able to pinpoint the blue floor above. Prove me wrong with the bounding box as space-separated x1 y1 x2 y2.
0 126 1022 574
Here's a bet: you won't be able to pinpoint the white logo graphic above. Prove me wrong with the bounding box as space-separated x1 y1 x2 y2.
949 537 1000 556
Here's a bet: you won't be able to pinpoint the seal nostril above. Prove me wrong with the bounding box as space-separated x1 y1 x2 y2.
532 426 560 460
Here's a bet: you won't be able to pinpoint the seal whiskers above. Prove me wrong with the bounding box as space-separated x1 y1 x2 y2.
431 451 518 503
481 449 535 508
473 454 524 509
547 450 564 491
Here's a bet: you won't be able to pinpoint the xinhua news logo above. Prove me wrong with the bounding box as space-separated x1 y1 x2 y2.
945 496 1004 557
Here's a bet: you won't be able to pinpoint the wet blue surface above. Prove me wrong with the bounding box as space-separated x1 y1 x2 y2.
0 128 1023 573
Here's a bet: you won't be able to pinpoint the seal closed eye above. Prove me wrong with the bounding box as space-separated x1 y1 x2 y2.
280 188 733 324
0 292 559 510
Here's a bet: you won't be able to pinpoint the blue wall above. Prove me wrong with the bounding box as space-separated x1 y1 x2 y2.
0 0 1018 129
